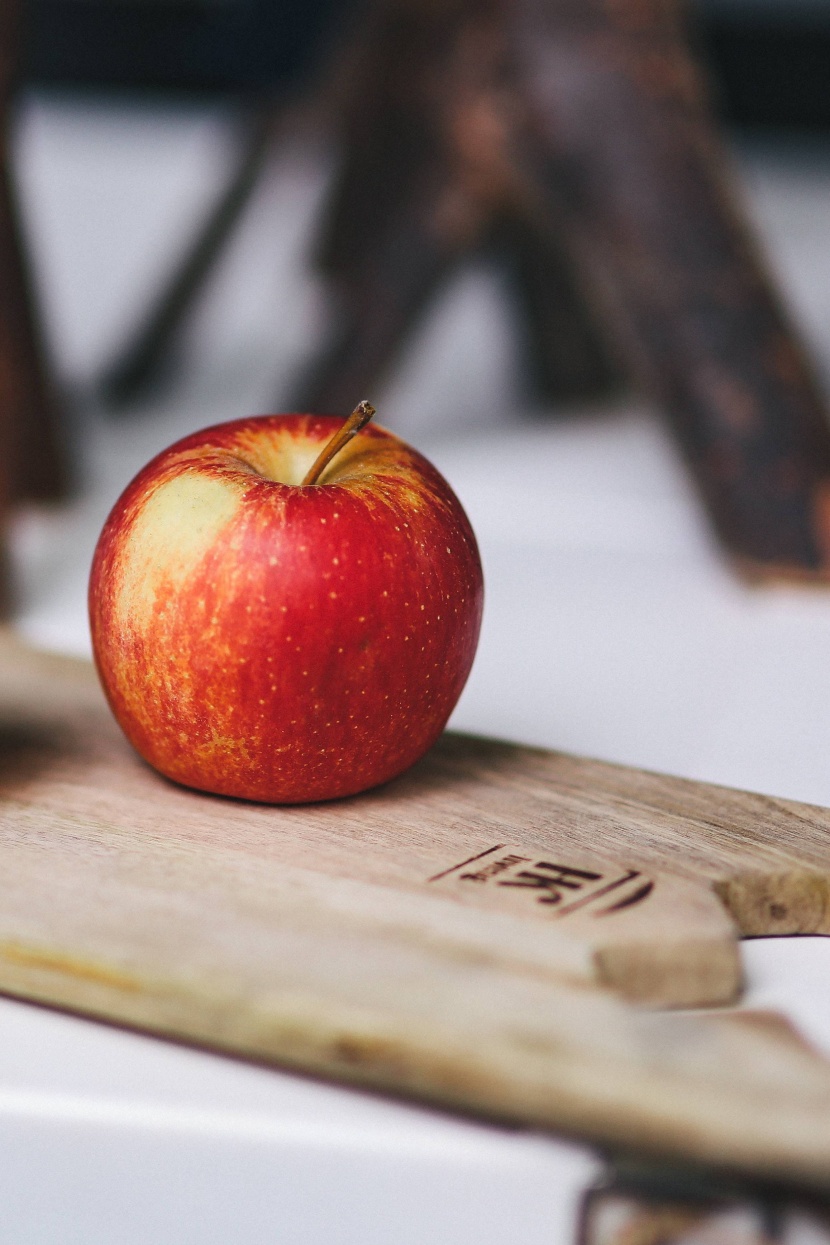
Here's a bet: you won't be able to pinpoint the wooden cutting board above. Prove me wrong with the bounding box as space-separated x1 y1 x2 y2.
4 629 830 1188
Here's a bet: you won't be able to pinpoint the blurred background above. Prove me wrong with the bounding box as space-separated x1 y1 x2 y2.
22 0 830 126
9 0 830 802
7 5 830 1241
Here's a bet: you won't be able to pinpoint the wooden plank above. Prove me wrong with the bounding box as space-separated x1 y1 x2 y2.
0 629 741 1009
4 631 830 1185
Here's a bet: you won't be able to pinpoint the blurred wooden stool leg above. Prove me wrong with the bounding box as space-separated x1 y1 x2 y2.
493 205 622 406
302 0 830 578
0 0 68 616
298 0 617 411
101 107 275 409
298 0 486 409
577 1158 787 1245
294 164 468 412
512 0 830 578
0 155 66 507
296 0 493 410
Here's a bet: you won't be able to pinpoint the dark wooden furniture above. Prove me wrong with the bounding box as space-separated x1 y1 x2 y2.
0 0 67 615
103 0 830 582
302 0 830 581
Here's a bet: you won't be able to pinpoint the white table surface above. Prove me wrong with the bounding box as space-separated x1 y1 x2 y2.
5 94 830 1243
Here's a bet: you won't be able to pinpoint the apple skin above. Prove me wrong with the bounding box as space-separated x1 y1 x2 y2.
89 414 483 803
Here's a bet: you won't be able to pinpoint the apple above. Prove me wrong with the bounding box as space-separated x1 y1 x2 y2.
89 403 484 803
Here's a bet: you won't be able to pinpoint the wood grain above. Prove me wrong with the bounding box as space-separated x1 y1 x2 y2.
4 631 830 1185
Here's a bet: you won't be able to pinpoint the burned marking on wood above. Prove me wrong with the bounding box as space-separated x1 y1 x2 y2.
429 846 655 918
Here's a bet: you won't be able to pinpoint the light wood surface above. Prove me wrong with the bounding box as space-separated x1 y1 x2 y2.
4 630 830 1186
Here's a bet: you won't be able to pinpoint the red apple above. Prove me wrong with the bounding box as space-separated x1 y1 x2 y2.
89 406 483 803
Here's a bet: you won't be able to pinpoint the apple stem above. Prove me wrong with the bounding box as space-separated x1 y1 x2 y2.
301 401 377 487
